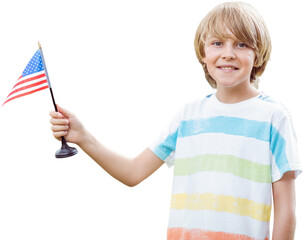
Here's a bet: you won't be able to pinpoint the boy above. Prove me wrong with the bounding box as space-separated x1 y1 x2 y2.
50 2 301 240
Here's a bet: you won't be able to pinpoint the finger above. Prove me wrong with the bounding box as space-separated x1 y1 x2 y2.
49 110 65 119
56 105 74 119
50 118 69 125
51 125 69 132
53 131 68 140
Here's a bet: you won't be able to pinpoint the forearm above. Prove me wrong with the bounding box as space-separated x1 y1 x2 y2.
50 106 163 186
79 130 137 186
272 208 296 240
272 171 297 240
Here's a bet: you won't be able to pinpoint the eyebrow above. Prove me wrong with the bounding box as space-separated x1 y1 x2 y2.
206 35 242 43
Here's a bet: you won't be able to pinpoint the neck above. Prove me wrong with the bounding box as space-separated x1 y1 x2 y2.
216 84 260 104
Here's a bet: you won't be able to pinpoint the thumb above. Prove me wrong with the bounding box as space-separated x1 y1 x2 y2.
56 104 74 119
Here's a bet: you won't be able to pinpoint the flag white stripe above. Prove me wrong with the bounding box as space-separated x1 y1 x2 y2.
5 82 49 102
16 71 46 84
5 70 48 103
11 76 47 92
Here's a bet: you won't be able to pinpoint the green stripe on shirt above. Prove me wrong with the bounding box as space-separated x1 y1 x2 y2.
174 154 271 183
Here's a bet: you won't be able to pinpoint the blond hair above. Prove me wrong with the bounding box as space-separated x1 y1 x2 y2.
194 2 271 88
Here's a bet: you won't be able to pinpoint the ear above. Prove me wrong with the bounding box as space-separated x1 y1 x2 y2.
253 54 260 67
253 58 258 67
253 62 260 68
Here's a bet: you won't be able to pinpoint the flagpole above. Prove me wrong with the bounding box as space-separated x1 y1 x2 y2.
38 42 58 112
38 42 78 158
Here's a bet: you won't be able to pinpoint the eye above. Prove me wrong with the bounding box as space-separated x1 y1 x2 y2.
212 41 222 47
237 42 247 48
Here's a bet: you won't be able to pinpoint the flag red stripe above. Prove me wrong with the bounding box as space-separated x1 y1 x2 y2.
13 73 46 89
2 85 49 106
7 80 48 98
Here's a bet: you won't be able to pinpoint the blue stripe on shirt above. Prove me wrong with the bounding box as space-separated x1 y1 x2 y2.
179 116 271 141
270 125 290 175
153 130 178 161
154 116 289 175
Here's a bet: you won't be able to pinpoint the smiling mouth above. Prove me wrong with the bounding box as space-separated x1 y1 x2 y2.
218 66 239 70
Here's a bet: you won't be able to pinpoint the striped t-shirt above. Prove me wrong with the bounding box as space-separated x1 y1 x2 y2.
150 93 301 240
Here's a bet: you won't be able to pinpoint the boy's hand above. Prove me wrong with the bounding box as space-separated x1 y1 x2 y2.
49 105 85 146
50 105 164 187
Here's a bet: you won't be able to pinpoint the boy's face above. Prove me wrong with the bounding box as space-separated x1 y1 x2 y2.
202 30 256 90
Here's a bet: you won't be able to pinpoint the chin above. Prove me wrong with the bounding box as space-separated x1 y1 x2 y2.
217 81 238 88
216 78 248 89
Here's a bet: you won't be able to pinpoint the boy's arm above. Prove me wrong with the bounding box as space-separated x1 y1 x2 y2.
50 106 164 187
272 171 296 240
80 134 164 187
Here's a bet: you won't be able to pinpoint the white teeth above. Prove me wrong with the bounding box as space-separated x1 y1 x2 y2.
221 67 235 70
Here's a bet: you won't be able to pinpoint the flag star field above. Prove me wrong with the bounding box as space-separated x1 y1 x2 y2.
23 50 44 76
2 50 49 106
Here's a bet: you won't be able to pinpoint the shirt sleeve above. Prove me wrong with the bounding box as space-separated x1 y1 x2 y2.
148 110 182 167
270 113 302 182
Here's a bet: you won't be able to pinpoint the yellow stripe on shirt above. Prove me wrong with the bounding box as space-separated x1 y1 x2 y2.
171 193 271 222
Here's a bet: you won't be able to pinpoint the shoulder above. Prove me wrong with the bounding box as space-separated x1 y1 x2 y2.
184 92 215 109
256 93 291 123
179 93 214 119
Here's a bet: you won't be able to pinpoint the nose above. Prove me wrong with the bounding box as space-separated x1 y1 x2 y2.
221 44 236 60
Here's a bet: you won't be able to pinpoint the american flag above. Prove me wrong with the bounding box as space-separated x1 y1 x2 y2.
2 50 49 106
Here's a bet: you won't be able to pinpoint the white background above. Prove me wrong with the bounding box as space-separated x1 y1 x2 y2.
0 0 302 239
